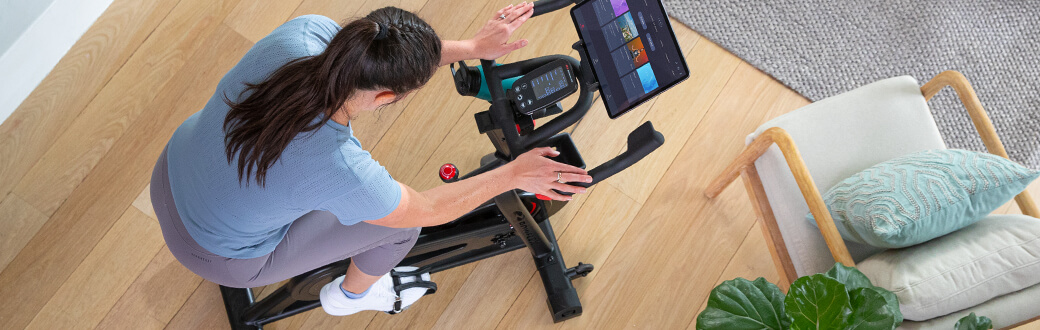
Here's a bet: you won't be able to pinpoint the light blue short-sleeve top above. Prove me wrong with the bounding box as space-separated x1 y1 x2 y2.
166 15 402 259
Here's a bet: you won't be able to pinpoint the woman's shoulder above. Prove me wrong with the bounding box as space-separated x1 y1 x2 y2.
216 15 340 100
261 15 341 56
235 15 339 67
280 15 341 40
284 15 340 30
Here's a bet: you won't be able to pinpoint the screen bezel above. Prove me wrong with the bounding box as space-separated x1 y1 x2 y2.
570 0 690 119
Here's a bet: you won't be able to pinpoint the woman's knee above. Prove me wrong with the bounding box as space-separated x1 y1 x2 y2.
390 226 421 246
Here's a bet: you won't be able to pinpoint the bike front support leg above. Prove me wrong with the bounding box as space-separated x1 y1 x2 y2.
494 191 584 322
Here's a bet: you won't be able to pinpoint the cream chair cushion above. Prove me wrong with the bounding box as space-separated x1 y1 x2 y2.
857 214 1040 321
749 75 947 276
899 282 1040 329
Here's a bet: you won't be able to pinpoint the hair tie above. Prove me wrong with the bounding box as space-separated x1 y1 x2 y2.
374 22 389 40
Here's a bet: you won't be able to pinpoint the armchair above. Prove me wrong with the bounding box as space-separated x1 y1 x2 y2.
705 71 1040 329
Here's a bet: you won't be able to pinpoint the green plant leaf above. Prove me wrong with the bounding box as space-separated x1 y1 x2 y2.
847 287 901 330
785 274 851 330
824 262 873 291
954 312 993 330
824 262 903 324
874 285 903 325
696 277 792 330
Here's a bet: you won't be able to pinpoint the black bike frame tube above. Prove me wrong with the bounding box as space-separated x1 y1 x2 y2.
494 190 553 258
220 286 258 330
536 219 583 322
250 301 321 326
241 285 299 325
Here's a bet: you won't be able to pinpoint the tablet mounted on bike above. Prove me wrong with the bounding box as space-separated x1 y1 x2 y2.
571 0 689 118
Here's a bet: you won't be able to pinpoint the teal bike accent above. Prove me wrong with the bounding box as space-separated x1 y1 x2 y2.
475 64 520 102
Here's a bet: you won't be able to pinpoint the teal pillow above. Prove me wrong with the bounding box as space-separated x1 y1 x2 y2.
808 149 1038 248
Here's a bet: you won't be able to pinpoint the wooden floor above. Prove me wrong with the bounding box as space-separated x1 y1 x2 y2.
1 0 1038 329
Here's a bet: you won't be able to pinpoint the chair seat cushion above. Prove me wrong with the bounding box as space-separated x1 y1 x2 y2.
857 214 1040 321
809 149 1038 248
898 282 1040 329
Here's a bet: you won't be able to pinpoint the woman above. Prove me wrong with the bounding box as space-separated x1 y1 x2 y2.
150 3 591 316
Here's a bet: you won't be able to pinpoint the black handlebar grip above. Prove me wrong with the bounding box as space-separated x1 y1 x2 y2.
532 0 575 17
572 121 665 188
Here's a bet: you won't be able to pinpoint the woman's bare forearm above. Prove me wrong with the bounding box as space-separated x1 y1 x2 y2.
416 166 514 226
371 166 515 228
439 39 476 66
364 148 590 229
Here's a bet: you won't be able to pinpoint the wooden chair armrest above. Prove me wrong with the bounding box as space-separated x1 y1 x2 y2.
921 71 1040 217
706 127 855 267
742 165 798 288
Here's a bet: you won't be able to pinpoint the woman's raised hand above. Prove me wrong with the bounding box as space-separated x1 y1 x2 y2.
505 147 592 201
467 2 535 60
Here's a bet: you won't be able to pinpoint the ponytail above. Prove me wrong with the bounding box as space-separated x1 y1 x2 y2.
223 7 441 186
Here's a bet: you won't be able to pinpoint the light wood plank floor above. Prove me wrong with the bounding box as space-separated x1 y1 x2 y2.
2 0 1038 329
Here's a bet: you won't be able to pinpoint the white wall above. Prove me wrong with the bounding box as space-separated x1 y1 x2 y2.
0 0 115 124
0 0 59 55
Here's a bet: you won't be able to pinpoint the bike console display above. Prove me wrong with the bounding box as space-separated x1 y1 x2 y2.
507 59 579 114
571 0 689 118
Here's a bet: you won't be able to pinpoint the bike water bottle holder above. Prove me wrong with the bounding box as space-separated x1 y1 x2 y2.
537 133 585 170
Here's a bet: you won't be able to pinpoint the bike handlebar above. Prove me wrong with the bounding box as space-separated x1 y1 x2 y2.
480 54 595 155
531 0 579 17
574 121 664 188
454 0 666 194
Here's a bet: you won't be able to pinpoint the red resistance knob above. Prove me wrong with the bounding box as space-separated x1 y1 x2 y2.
515 119 536 134
536 194 551 201
439 163 458 182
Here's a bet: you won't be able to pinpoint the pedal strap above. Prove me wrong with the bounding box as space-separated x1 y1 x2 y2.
390 273 403 314
386 270 437 314
390 268 427 278
394 281 438 296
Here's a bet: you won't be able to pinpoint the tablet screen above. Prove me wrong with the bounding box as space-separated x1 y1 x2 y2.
571 0 689 118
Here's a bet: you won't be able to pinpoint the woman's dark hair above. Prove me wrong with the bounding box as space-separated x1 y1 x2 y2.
223 7 441 186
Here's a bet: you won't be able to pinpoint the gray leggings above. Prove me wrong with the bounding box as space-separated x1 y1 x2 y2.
151 147 420 288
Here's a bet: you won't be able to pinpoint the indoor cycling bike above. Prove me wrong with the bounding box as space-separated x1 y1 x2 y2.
219 0 689 328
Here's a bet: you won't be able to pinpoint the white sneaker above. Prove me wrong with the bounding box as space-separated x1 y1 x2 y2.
319 266 433 316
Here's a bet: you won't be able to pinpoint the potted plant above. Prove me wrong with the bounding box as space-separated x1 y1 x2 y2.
696 263 992 330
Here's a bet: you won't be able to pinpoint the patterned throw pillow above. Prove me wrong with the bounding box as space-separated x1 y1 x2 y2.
808 149 1039 248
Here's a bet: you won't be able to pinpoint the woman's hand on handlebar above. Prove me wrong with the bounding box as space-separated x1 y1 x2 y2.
504 147 592 201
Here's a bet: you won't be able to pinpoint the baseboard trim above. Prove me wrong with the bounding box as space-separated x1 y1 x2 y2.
0 0 115 125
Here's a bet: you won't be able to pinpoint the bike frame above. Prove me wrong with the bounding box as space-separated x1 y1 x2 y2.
219 0 666 328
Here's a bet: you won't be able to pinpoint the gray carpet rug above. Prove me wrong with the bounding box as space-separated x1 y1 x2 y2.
663 0 1040 169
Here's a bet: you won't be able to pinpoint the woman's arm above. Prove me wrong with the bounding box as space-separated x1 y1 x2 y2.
439 40 479 66
439 2 535 66
365 147 591 228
